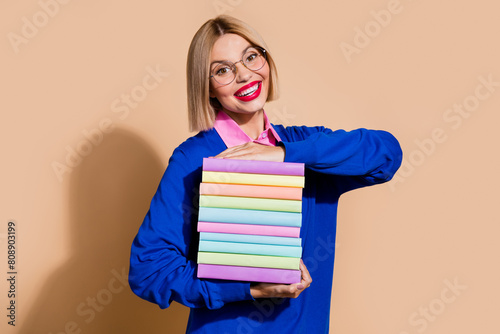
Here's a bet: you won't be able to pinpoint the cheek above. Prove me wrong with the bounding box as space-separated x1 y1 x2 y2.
258 66 271 93
211 84 233 99
220 85 236 98
260 66 271 93
261 63 270 80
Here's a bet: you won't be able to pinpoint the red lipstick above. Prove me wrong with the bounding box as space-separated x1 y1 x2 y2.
234 81 262 102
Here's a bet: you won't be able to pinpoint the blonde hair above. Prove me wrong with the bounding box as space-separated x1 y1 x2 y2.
186 15 279 132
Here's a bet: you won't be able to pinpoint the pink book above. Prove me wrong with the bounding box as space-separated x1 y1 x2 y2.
197 222 300 238
197 264 301 284
199 183 303 200
202 157 304 176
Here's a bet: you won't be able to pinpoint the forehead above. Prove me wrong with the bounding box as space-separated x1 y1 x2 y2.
210 34 251 62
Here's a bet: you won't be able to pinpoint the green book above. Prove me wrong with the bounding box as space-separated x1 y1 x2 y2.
197 252 300 270
199 195 302 213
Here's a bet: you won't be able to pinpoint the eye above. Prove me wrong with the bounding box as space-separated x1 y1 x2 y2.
246 53 258 62
215 66 231 76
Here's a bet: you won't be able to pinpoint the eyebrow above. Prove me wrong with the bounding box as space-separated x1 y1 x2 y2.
210 45 255 67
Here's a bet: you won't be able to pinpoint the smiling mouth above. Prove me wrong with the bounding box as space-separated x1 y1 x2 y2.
234 81 261 97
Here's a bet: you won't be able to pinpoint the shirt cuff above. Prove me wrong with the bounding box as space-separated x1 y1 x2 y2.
210 281 255 307
277 140 308 164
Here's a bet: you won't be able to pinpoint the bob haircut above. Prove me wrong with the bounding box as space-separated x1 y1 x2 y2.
187 15 280 132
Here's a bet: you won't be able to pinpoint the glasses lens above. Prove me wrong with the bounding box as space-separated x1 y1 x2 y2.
244 47 266 71
212 62 235 85
210 47 267 85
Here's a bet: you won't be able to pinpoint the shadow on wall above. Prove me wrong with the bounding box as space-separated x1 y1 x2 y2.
20 128 190 334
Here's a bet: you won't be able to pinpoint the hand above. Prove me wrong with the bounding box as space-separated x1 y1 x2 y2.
250 259 312 299
213 142 285 162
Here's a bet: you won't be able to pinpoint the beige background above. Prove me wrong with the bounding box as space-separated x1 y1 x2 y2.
1 0 499 333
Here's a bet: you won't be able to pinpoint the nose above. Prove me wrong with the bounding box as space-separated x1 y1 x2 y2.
234 61 252 83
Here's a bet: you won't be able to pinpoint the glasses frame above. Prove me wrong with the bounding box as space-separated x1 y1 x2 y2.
209 46 267 86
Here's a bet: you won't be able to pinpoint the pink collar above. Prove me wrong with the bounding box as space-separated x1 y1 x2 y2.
213 110 282 148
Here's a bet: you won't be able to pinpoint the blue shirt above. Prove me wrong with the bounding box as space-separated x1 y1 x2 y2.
128 124 402 333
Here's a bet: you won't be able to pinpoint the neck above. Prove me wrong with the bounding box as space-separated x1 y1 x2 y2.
223 109 265 140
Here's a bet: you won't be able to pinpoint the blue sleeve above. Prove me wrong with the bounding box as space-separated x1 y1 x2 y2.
128 147 254 309
278 126 402 193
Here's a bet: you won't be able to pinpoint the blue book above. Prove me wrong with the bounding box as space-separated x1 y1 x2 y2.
199 240 302 258
198 207 302 227
199 232 301 246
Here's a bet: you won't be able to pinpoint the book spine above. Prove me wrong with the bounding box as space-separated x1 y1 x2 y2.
199 232 301 246
197 252 300 270
198 207 302 227
197 222 301 238
199 195 302 213
199 183 303 200
202 171 305 188
198 240 302 258
202 157 304 176
197 264 301 284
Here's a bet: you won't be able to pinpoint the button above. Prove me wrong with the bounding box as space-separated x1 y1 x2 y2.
262 132 267 138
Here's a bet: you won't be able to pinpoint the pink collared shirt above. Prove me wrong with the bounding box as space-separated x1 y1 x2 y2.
213 110 282 148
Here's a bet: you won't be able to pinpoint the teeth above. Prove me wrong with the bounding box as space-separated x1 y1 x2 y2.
236 82 259 97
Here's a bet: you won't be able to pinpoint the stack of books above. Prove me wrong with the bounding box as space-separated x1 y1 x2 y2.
196 157 305 284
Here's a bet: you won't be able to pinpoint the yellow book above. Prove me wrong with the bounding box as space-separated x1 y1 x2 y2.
202 171 305 188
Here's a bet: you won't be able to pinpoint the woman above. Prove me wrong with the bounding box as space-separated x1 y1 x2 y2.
129 15 402 333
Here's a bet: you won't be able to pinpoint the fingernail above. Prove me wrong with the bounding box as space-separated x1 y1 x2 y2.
297 284 304 290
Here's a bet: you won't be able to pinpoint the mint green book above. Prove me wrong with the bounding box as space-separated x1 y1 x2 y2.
198 240 302 257
197 252 300 270
199 195 302 213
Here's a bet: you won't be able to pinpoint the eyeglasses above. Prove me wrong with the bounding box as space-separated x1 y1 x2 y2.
209 46 267 85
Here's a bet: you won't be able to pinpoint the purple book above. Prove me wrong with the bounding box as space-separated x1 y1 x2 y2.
203 158 304 176
197 264 301 284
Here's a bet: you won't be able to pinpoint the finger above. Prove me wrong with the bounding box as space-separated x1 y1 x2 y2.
212 147 242 159
216 145 262 160
275 276 309 298
213 143 252 158
274 284 302 298
299 259 313 288
255 281 308 299
255 283 293 298
220 150 260 160
222 145 284 162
